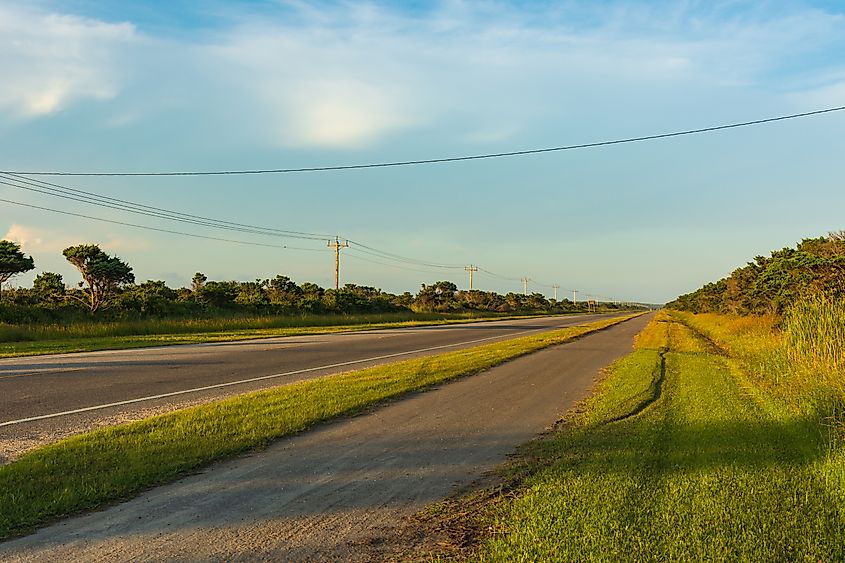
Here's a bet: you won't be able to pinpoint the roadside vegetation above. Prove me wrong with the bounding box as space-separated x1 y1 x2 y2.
0 313 638 540
434 232 845 560
669 231 845 430
0 311 555 358
0 240 639 354
462 311 843 560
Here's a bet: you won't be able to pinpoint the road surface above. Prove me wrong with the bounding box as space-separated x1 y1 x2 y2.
0 313 623 461
0 313 651 561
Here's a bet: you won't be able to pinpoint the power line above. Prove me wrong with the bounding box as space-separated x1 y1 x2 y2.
0 173 469 272
0 173 332 241
346 239 464 270
3 106 842 177
476 266 522 283
0 197 329 252
3 192 636 300
0 178 631 300
345 249 455 276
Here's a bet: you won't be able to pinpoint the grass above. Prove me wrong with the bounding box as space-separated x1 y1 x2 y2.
0 313 638 540
0 311 567 358
467 311 844 561
676 299 845 418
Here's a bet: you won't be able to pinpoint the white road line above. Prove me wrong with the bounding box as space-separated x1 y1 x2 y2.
0 321 580 427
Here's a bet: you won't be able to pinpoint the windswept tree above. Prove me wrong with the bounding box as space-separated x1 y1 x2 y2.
63 244 134 313
0 240 35 299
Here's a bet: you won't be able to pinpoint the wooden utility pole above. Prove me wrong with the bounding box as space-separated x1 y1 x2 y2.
465 265 478 290
552 284 560 300
327 237 349 290
521 277 531 296
573 289 578 305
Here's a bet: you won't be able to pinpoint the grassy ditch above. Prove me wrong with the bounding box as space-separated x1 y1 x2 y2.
0 311 566 359
0 313 638 540
465 311 843 561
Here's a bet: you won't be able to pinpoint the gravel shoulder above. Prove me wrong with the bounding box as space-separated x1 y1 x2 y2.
0 314 651 561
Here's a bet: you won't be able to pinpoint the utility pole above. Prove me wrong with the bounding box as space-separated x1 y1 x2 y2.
327 237 349 290
573 289 578 305
521 277 531 296
465 265 478 290
552 284 560 301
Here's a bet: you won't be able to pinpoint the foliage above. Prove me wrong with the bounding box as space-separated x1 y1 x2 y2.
0 240 34 297
31 272 65 305
62 244 135 313
0 244 639 327
668 233 845 315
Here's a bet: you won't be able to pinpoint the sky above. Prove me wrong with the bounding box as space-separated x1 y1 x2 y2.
1 0 844 304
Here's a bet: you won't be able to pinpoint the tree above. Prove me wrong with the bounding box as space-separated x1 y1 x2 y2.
191 272 207 293
268 275 302 306
32 272 65 305
0 240 35 299
236 279 269 306
129 280 177 315
414 281 459 312
195 280 239 308
63 244 135 313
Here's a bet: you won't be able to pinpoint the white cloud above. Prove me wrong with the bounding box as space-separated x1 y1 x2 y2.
3 224 43 249
3 224 71 253
0 4 136 117
2 224 146 255
788 73 845 109
281 79 415 147
192 2 845 149
2 1 843 147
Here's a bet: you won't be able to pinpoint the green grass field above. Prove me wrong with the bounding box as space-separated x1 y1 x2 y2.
0 314 637 540
468 312 845 561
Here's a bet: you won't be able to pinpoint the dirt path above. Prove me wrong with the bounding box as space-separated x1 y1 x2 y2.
0 314 651 561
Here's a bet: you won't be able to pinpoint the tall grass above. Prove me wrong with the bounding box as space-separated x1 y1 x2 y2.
675 294 845 418
783 293 845 384
0 311 513 343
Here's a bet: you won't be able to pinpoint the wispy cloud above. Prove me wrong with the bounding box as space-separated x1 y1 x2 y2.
3 224 71 253
2 1 843 144
0 3 137 118
3 223 150 255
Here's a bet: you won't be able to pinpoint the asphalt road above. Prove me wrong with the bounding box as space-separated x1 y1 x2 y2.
0 313 624 461
0 312 652 561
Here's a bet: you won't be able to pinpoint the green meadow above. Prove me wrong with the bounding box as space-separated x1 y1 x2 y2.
465 311 844 561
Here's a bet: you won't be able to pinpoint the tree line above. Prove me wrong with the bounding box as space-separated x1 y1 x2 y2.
668 232 845 315
0 241 622 322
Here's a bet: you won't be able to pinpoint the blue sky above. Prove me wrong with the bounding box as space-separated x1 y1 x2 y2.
1 0 844 303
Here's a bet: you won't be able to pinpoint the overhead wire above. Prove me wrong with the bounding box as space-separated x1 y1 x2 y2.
0 173 471 273
1 188 627 298
0 183 615 299
0 197 329 252
3 106 842 177
0 173 332 241
346 239 464 270
344 249 460 277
